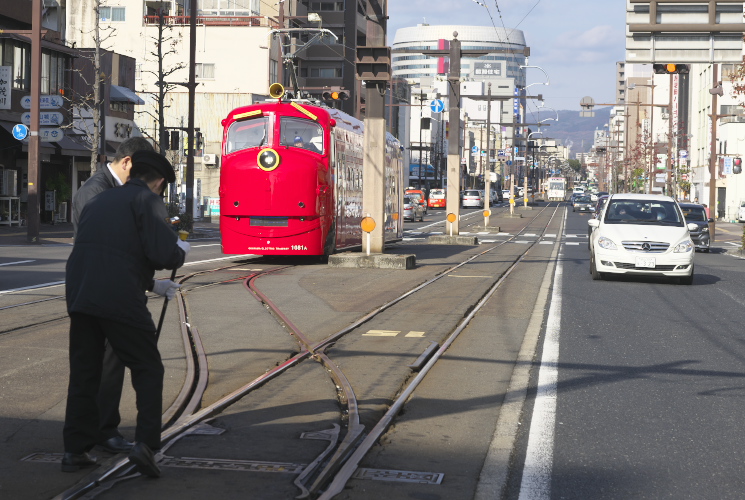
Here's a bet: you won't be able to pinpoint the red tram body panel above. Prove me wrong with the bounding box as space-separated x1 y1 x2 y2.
219 98 403 256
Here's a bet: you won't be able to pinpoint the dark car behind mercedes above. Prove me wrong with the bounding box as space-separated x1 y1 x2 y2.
679 202 711 252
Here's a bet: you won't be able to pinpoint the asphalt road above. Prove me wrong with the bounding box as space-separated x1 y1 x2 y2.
514 210 745 499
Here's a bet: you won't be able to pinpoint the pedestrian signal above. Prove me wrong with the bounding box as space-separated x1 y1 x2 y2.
734 157 742 174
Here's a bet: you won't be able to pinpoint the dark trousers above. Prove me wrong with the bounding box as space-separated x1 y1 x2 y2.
63 313 164 454
98 342 125 441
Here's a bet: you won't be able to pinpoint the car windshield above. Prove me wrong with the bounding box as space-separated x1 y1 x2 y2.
279 117 324 153
604 200 683 226
576 196 592 203
464 190 480 196
681 206 707 221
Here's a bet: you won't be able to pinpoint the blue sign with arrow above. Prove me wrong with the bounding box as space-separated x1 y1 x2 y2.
12 124 28 141
430 99 444 113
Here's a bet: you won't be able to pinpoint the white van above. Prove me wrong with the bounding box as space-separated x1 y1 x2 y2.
738 201 745 223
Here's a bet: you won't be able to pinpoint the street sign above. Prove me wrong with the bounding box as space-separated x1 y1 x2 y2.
506 160 512 166
497 149 506 157
20 94 64 109
22 111 64 126
471 145 479 154
430 99 444 113
12 124 28 141
723 157 733 175
38 128 64 142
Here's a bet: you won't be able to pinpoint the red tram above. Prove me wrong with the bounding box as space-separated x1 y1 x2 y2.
219 84 404 256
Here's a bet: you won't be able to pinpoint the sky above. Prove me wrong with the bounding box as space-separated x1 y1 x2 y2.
387 0 628 114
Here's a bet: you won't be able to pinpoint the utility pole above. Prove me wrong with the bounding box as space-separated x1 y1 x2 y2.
27 0 42 243
708 64 719 241
667 73 674 197
484 82 492 207
418 89 424 190
185 0 197 218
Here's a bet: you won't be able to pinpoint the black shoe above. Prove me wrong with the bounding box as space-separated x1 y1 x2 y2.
98 435 134 454
128 442 161 478
61 452 98 472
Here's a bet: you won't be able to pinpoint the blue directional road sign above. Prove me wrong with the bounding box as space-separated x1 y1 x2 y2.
506 160 513 166
430 99 445 113
471 145 479 154
12 124 28 141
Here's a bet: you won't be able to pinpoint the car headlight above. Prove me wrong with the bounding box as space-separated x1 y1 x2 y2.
700 226 709 233
674 240 694 253
598 236 617 250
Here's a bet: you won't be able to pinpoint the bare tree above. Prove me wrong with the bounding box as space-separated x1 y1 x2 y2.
138 9 187 156
66 0 117 174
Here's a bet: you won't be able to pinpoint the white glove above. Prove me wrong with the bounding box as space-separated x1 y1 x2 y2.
177 239 191 257
152 279 181 300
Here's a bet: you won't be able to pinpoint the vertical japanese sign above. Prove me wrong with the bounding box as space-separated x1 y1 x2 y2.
0 66 10 110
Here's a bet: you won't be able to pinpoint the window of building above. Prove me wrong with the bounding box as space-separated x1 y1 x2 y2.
195 63 216 79
270 60 278 85
99 6 126 22
720 105 745 124
310 2 343 11
310 66 342 78
12 43 30 90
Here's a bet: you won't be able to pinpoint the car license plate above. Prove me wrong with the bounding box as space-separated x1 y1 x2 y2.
635 257 656 268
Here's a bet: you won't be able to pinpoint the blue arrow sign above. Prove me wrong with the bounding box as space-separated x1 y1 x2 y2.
430 99 444 113
12 124 28 141
471 145 479 154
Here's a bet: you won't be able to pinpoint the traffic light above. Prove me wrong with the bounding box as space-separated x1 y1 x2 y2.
653 63 689 74
734 157 742 174
196 130 204 151
322 88 349 101
169 131 180 151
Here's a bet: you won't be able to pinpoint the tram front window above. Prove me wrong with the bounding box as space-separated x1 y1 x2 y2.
280 117 324 153
226 117 269 153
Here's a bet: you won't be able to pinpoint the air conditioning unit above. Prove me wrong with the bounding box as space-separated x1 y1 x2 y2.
203 154 217 166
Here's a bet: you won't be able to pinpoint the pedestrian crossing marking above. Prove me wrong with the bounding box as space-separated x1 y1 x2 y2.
405 331 426 338
364 330 399 336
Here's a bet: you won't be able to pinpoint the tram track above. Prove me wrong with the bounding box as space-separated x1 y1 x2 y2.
52 204 565 499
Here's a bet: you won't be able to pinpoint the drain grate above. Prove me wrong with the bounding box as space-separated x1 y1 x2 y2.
352 468 444 484
21 452 64 463
160 456 306 474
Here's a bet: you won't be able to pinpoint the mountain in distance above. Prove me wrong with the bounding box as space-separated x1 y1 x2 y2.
530 107 612 155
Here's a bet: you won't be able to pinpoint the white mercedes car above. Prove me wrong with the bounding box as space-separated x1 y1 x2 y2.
588 194 697 285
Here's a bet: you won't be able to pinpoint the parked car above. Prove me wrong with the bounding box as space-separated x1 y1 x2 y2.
502 189 511 200
403 196 425 221
588 194 697 284
461 189 484 208
572 195 595 213
738 201 745 223
678 202 711 252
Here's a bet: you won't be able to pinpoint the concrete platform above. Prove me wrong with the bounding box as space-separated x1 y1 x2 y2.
517 205 534 211
428 234 479 245
328 251 416 269
500 212 523 218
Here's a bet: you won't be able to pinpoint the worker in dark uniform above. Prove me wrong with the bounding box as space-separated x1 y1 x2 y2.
62 151 188 478
70 137 155 455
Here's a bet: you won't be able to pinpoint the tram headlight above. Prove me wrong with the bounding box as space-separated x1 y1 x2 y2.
257 148 280 171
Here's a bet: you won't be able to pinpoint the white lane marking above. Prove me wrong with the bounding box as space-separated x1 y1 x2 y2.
726 241 739 246
524 233 537 237
0 281 65 295
183 255 257 266
497 232 511 236
403 237 425 241
539 241 553 245
430 232 443 235
518 240 564 500
480 240 497 243
565 242 580 246
514 241 531 244
0 260 35 267
193 243 221 248
566 234 577 238
544 234 557 238
477 232 490 235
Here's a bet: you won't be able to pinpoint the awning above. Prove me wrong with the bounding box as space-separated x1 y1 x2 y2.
110 85 145 105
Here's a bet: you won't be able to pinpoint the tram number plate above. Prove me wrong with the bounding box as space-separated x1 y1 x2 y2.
250 217 288 227
635 257 655 268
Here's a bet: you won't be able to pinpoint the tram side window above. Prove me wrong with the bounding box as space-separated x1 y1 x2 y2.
280 117 324 153
226 117 268 154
